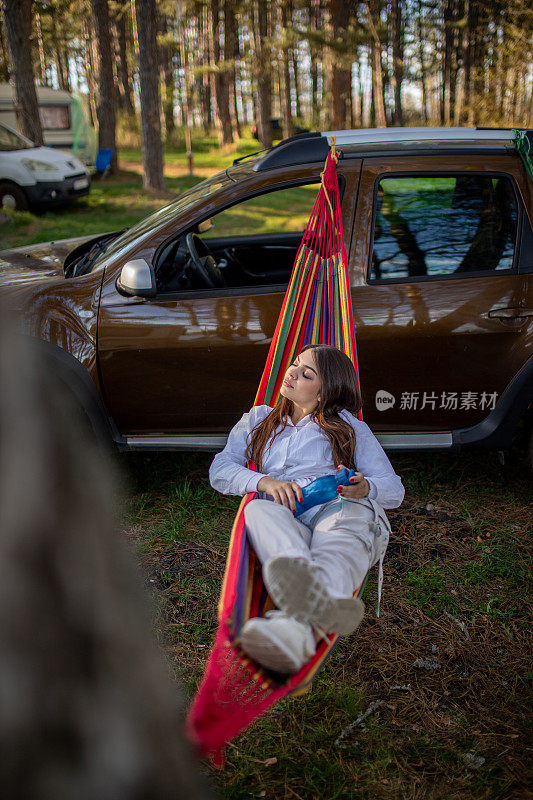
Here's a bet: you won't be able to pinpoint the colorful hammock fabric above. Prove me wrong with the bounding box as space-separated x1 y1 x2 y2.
186 142 364 766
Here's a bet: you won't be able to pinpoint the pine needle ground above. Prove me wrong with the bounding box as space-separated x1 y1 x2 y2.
118 435 532 800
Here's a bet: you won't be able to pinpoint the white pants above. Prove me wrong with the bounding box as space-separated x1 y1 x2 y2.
244 495 392 617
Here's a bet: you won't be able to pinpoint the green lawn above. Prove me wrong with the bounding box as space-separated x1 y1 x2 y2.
119 436 532 800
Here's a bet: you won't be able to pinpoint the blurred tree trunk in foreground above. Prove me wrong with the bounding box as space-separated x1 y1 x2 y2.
0 306 213 798
1 0 44 144
136 0 165 191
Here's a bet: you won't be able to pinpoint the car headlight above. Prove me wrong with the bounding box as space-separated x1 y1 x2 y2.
21 158 61 173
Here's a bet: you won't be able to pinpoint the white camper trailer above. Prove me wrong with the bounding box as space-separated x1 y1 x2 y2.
0 84 96 166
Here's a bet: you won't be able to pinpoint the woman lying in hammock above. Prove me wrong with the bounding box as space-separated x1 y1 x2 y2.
209 344 405 676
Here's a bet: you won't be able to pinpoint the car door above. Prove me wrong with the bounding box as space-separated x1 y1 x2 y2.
349 154 531 440
97 165 361 441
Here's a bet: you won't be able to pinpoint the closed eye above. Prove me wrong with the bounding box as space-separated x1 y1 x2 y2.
291 362 311 379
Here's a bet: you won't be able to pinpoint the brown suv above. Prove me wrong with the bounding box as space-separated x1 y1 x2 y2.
1 127 532 455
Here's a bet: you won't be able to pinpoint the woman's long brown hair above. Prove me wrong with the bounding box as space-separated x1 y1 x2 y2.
246 344 362 472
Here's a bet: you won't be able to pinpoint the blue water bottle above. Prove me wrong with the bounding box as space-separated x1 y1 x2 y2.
293 468 356 517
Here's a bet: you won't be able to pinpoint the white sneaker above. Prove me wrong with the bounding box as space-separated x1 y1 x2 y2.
239 611 316 675
263 556 365 635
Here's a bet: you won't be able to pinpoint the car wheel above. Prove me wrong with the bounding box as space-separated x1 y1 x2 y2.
0 182 29 211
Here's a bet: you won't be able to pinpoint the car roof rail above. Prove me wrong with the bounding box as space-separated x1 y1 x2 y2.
232 148 267 166
253 131 330 172
247 127 530 172
477 126 533 152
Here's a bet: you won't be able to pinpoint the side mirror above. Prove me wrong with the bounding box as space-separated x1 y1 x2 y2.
116 258 156 298
197 218 213 233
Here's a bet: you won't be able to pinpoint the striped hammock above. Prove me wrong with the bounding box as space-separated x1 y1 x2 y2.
186 142 365 766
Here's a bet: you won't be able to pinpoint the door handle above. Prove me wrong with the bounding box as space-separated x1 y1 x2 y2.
487 307 533 319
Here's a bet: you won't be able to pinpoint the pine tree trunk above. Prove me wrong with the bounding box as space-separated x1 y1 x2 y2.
252 0 272 148
2 0 44 144
449 0 462 124
197 4 212 132
179 21 194 173
472 2 484 113
159 16 175 141
416 0 429 124
225 1 241 139
51 15 70 92
292 46 302 121
113 3 135 115
441 0 454 124
209 0 233 145
461 0 474 124
309 0 321 129
238 58 249 125
325 0 351 130
367 0 386 128
136 0 165 190
278 0 294 138
90 0 118 172
35 14 47 85
82 19 98 127
390 0 404 125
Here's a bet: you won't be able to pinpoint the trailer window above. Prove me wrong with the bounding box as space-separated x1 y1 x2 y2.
39 105 70 130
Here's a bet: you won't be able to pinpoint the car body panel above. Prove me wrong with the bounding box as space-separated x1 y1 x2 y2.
348 154 532 431
0 235 103 382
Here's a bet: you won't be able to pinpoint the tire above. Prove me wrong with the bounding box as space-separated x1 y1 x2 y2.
0 181 29 211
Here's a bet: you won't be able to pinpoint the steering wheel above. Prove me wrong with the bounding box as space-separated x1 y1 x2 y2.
185 233 225 289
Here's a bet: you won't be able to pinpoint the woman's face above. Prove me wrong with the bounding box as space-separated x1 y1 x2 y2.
280 349 322 413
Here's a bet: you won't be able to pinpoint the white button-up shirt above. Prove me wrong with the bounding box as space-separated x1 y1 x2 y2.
209 405 405 523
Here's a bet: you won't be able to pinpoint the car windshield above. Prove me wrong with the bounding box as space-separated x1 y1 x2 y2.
90 171 232 271
0 124 33 151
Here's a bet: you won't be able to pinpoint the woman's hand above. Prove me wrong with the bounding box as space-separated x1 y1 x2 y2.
256 476 303 512
336 464 370 500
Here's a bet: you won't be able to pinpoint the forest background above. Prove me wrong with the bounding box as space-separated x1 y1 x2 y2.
1 0 532 194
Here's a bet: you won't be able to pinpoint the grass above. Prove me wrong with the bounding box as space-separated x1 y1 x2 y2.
117 438 532 800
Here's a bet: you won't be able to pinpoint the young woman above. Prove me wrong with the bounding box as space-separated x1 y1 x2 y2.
209 344 405 675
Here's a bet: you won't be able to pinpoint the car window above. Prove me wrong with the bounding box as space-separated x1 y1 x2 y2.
370 175 518 281
155 182 320 294
90 171 232 271
202 183 318 237
0 124 33 151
